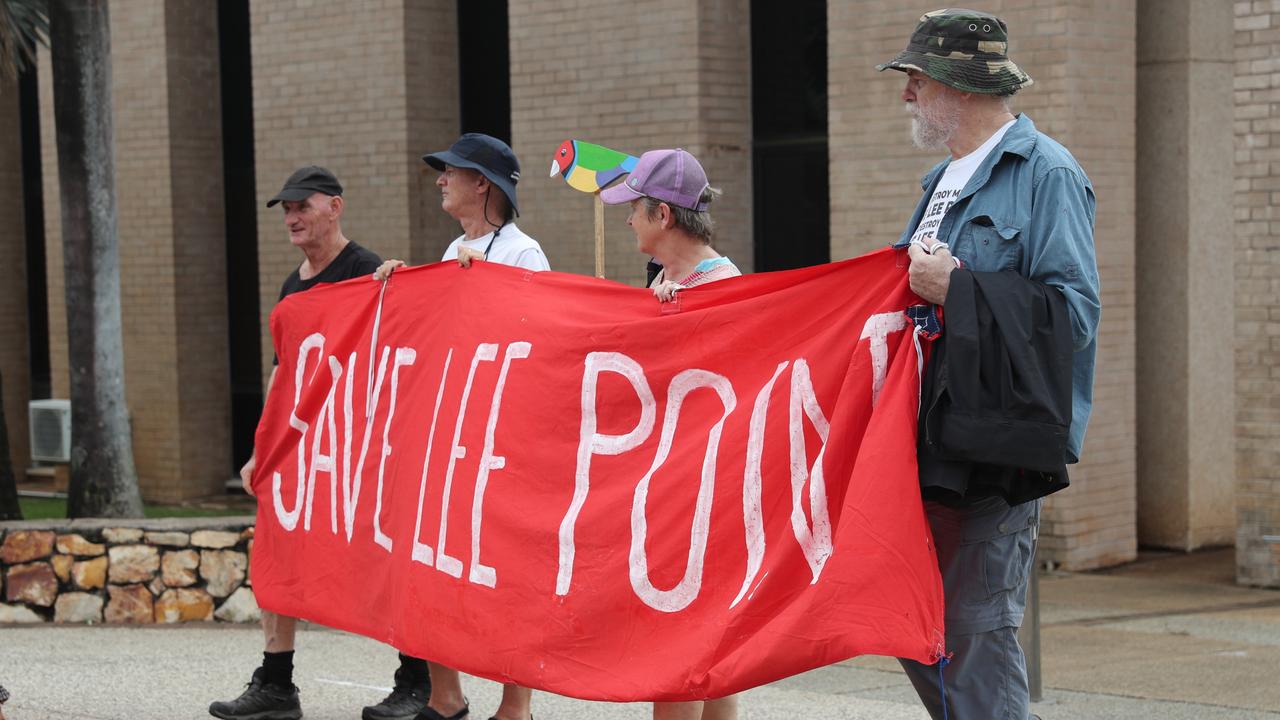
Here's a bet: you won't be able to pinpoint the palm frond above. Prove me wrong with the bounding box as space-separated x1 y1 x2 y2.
0 0 49 84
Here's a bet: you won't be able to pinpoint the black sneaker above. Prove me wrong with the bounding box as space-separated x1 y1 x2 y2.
209 667 302 720
362 667 431 720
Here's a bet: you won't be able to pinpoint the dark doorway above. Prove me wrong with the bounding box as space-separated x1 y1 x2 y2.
751 0 830 271
19 65 50 401
457 0 511 144
218 0 261 475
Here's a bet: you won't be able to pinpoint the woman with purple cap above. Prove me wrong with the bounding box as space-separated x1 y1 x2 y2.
600 148 740 720
600 148 741 309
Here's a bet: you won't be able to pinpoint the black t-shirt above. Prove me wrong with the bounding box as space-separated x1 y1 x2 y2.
273 241 382 364
278 241 382 301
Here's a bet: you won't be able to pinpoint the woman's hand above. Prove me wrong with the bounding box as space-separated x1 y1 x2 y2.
373 259 405 281
652 280 685 303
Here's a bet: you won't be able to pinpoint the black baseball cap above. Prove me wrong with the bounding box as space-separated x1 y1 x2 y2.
423 134 521 215
266 165 344 207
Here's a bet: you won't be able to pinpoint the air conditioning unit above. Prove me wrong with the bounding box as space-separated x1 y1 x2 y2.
29 399 72 463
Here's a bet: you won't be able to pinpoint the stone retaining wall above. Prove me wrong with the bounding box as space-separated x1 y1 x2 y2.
0 517 260 624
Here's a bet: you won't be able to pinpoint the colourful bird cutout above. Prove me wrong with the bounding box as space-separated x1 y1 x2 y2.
550 140 639 193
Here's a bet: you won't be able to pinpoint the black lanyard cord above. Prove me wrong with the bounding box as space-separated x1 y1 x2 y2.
481 188 507 257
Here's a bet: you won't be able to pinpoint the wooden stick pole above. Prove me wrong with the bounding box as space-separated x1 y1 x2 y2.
594 191 605 278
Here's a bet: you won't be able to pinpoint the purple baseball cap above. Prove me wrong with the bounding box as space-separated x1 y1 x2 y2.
599 148 711 211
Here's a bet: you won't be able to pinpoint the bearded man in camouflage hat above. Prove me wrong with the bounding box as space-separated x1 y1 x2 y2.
879 8 1100 720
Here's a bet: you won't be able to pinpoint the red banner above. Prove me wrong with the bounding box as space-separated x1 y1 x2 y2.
250 248 945 701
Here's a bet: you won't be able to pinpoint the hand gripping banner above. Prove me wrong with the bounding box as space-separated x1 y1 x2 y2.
251 248 945 701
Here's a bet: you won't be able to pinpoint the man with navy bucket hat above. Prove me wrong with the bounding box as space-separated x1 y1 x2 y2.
379 133 548 277
374 133 545 720
878 9 1100 720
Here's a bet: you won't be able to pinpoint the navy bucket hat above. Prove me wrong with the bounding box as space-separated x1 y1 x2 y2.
423 133 522 216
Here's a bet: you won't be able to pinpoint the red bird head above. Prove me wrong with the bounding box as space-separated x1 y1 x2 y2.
550 140 575 178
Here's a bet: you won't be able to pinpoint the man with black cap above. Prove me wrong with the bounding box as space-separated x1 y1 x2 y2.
877 9 1100 720
210 166 432 720
375 134 543 720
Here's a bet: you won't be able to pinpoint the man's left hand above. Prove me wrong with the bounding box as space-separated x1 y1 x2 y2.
458 247 485 268
907 240 956 305
239 456 256 497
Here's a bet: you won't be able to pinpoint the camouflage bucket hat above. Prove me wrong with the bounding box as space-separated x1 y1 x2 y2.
876 8 1033 95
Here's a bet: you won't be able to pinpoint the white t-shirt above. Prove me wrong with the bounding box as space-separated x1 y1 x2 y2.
442 222 550 271
909 118 1016 245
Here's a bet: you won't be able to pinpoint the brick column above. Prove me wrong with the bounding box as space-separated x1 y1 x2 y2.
0 77 30 483
829 0 1139 570
1233 1 1280 587
1135 0 1236 550
38 0 232 502
509 0 752 286
250 0 460 381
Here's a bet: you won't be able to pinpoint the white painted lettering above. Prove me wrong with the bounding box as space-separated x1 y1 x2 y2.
345 346 391 541
860 312 908 407
789 359 833 583
469 342 532 588
557 352 656 596
731 361 789 608
372 347 417 553
273 333 325 532
630 369 737 613
301 355 342 533
411 349 454 567
436 343 499 578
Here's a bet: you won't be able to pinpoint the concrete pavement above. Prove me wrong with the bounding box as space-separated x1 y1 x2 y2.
1 549 1277 719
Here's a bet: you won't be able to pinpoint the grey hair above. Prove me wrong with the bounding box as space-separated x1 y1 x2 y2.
641 186 722 245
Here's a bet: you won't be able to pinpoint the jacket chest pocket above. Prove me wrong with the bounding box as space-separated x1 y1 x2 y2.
954 215 1023 272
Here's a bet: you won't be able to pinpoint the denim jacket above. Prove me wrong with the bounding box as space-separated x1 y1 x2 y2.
894 114 1100 462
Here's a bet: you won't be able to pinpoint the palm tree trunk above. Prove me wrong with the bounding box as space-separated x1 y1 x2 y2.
49 0 143 518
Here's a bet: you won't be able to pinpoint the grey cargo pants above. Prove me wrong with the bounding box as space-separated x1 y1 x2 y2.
899 496 1040 720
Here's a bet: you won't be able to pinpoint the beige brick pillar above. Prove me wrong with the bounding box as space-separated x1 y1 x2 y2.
830 1 1139 570
1135 0 1236 550
251 0 460 380
509 0 752 285
0 77 30 483
38 0 231 502
1233 2 1280 587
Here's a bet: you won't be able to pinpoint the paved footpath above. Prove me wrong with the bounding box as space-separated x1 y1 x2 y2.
1 549 1277 719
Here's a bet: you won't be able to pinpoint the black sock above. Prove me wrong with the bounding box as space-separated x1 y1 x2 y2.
262 650 295 688
398 653 431 689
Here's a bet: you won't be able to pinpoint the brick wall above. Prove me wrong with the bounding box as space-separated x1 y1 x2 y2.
405 2 463 263
1233 0 1280 588
250 0 460 385
998 2 1138 570
509 0 752 286
0 77 29 483
36 0 231 502
829 0 1138 570
109 0 183 497
163 1 234 498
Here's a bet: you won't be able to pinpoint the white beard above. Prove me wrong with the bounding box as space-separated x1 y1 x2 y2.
907 97 961 151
